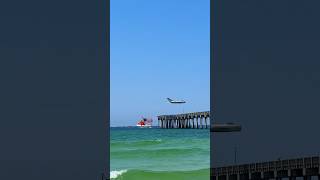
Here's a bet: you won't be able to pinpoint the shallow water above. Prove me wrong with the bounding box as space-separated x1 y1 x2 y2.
110 127 210 179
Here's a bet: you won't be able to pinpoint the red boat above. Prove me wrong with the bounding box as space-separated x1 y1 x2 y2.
136 117 152 128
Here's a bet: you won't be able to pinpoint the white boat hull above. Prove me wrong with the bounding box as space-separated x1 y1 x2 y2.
136 124 152 128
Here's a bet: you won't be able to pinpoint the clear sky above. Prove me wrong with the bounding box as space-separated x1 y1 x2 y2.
111 0 210 127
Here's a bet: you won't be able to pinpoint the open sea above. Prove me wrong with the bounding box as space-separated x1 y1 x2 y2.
110 127 210 180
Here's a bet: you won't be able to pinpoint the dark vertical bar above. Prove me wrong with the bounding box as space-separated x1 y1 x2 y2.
106 0 110 178
210 0 216 177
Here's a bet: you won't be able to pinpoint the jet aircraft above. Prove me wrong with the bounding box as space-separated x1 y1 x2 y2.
166 98 186 104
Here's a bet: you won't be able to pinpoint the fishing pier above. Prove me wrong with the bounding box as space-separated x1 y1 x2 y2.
157 111 241 132
212 156 320 180
158 111 210 129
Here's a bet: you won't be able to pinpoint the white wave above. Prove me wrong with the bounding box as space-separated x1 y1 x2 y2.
110 169 127 179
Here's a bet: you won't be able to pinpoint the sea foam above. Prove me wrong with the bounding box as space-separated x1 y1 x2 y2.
110 169 127 179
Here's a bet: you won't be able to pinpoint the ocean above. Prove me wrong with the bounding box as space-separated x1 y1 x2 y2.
110 127 210 180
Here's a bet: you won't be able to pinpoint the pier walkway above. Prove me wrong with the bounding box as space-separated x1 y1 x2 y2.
157 111 241 132
158 111 210 129
211 156 320 180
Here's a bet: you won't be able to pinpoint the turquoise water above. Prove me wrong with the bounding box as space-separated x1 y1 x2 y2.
110 127 210 180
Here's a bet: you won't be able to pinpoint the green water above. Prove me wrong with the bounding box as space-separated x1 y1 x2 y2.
110 127 210 179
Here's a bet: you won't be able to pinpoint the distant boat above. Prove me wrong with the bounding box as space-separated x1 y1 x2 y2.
136 117 153 128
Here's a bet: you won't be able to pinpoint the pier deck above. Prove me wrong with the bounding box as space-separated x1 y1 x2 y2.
158 111 210 129
157 111 241 132
211 156 320 180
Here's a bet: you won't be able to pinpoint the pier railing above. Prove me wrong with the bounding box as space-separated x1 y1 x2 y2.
211 156 320 180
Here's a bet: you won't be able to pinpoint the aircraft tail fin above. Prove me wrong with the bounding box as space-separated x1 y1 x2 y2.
167 98 173 102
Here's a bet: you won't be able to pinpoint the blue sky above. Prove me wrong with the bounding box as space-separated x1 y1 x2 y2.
111 0 210 126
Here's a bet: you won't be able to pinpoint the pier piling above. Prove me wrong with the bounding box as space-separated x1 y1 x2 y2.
158 111 210 129
158 111 241 132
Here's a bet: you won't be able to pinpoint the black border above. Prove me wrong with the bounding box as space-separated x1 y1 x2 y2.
0 0 110 178
210 0 215 178
105 0 110 179
106 0 110 179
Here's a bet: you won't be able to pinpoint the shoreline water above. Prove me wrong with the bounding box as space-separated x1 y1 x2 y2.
110 127 210 180
111 168 210 180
